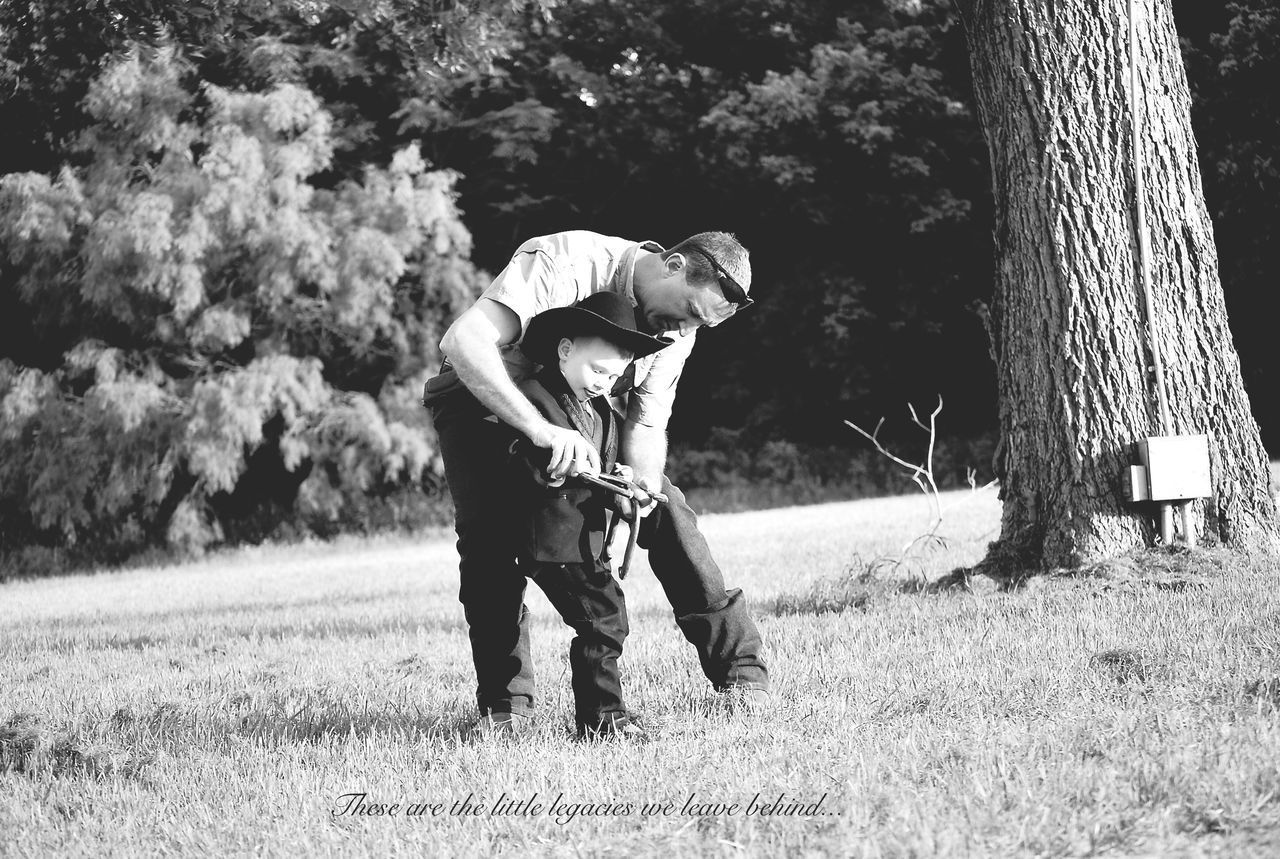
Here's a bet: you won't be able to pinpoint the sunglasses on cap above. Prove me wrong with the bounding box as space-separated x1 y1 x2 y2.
681 241 754 310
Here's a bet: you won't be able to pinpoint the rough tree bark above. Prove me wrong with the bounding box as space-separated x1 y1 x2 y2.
956 0 1278 571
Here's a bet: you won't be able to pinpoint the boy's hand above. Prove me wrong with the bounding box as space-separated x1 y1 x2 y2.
535 422 600 479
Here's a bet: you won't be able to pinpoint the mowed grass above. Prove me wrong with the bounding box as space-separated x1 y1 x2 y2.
3 487 1280 857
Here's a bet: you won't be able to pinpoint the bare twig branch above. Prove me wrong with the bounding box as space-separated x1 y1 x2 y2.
845 395 998 590
846 396 946 564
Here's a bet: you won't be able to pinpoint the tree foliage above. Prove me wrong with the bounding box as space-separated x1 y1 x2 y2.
0 48 482 562
0 0 558 194
1179 0 1280 448
694 4 990 446
1 0 1275 568
428 0 993 450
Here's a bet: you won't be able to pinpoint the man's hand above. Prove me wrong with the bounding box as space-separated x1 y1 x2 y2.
605 465 657 520
619 420 668 514
608 465 638 521
630 475 661 519
534 423 601 479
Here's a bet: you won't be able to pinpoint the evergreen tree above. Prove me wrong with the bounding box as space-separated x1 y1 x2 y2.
0 48 483 563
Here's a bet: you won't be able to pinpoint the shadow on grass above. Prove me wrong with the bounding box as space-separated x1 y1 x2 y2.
1089 648 1156 684
767 548 977 615
769 569 882 616
1244 677 1280 713
943 534 1274 594
1 694 483 781
223 698 475 746
5 611 467 656
1069 545 1234 586
2 586 435 631
0 712 155 780
769 542 1257 615
769 569 927 616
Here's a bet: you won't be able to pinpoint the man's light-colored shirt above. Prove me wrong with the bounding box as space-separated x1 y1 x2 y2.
479 230 696 430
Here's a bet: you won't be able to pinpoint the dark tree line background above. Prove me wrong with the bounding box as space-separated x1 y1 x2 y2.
1 0 1275 570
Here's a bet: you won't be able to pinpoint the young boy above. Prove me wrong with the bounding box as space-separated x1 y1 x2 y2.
508 291 670 738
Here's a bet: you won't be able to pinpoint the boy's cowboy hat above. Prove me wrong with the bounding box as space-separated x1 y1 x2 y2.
521 292 671 366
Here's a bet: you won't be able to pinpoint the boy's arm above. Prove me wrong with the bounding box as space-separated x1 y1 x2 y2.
440 298 600 478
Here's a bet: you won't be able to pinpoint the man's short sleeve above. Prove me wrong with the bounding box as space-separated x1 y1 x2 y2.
628 332 696 430
480 240 582 336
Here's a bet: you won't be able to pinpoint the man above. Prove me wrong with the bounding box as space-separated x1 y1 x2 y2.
426 230 769 732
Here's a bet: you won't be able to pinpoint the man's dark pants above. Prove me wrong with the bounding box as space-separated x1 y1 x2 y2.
431 390 769 718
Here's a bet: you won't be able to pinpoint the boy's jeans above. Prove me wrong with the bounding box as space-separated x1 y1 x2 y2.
528 560 629 727
431 390 769 718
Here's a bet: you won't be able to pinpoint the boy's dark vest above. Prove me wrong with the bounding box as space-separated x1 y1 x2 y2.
513 369 619 565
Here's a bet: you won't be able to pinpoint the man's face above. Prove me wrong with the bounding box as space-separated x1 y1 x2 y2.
638 277 738 337
557 336 632 402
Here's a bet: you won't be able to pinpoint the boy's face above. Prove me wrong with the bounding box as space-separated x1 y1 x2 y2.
556 335 632 401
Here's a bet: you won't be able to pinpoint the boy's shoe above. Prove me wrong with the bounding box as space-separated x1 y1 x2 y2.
721 685 771 713
475 711 531 736
576 711 646 740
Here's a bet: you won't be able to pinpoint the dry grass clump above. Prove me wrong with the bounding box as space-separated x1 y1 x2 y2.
769 563 886 615
1089 647 1155 683
1243 676 1280 713
1073 544 1237 583
0 712 153 779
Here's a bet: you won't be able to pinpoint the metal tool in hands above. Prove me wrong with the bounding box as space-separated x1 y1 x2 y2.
576 472 667 579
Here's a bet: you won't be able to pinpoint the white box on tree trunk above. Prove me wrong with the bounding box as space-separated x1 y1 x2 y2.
1136 435 1212 501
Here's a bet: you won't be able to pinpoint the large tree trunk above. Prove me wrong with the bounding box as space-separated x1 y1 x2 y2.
957 0 1278 570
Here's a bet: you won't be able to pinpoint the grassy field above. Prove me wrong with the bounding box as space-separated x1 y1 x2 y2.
3 486 1280 857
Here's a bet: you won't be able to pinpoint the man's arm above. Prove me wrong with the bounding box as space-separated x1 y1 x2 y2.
616 420 666 527
619 420 667 490
603 420 662 562
615 331 694 493
440 297 600 477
